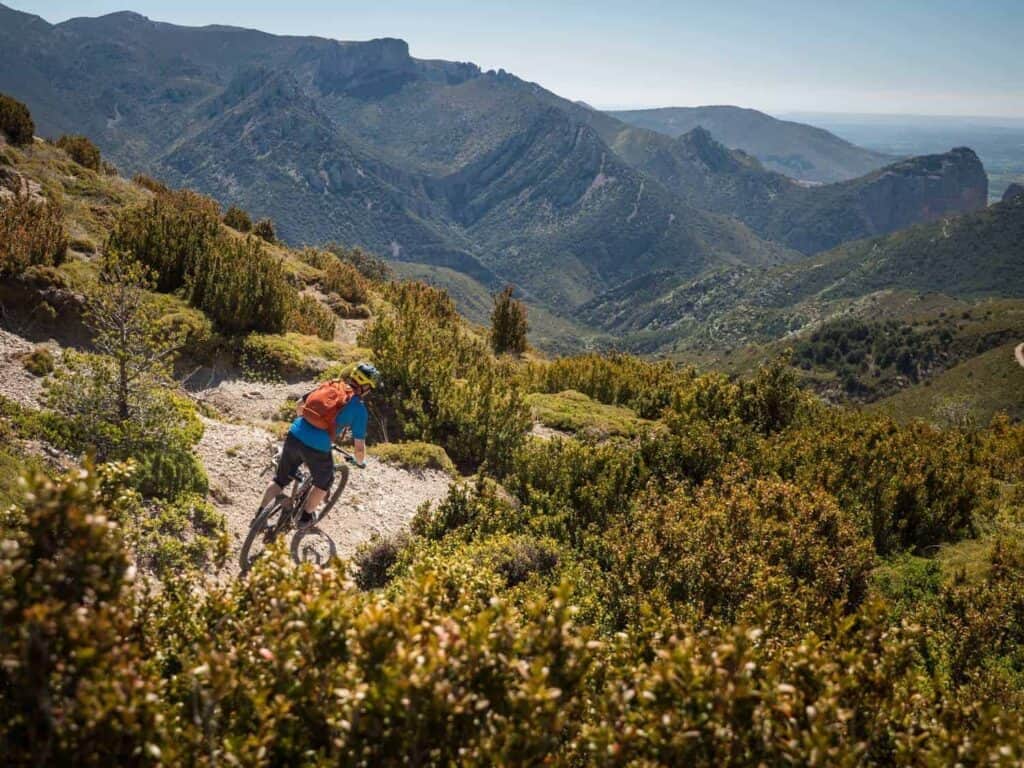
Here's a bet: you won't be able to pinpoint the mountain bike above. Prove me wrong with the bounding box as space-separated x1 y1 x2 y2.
239 438 356 574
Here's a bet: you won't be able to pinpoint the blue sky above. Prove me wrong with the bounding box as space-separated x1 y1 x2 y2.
7 0 1024 116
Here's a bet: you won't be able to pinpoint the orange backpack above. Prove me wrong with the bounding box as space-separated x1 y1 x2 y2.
300 380 354 438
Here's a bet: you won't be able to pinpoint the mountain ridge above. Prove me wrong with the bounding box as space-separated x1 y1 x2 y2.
0 3 992 338
610 104 895 182
0 2 795 312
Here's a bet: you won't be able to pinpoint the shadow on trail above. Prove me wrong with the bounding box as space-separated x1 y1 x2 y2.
290 526 338 567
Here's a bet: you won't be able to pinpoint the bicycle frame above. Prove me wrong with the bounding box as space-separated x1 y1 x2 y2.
263 437 356 525
242 439 354 574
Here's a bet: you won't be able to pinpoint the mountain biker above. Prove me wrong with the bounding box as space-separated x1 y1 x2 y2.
257 362 380 529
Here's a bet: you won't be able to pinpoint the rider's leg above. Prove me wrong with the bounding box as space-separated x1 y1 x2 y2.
260 436 303 514
303 486 328 513
259 482 283 510
298 448 334 524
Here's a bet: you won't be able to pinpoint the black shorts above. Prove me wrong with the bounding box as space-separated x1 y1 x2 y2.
273 433 334 491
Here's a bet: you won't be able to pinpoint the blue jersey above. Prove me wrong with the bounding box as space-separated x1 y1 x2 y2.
289 395 368 452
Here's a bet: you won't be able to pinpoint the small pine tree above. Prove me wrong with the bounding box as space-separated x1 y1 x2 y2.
490 285 528 355
0 93 34 145
253 217 276 243
47 252 206 497
72 251 185 422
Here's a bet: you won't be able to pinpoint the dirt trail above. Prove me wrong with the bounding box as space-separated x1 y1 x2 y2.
0 328 47 408
1 322 452 573
195 410 452 572
190 377 311 426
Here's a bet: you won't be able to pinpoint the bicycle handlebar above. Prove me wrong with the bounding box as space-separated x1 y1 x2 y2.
332 444 364 467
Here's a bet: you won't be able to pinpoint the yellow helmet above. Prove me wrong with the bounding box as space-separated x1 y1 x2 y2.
349 361 380 389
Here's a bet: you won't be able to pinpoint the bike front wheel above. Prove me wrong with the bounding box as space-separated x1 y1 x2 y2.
312 463 349 526
239 499 289 574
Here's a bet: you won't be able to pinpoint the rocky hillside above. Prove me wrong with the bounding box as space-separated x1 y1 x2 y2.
611 104 893 182
1004 182 1024 203
582 191 1024 354
0 129 461 574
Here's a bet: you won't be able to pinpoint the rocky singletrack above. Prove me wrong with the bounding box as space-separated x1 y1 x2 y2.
0 323 453 575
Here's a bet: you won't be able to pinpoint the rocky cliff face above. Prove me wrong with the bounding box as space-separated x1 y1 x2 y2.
1004 183 1024 203
853 148 988 233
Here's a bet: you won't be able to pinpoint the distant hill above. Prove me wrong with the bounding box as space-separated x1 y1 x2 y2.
611 105 893 183
581 193 1024 354
870 341 1024 424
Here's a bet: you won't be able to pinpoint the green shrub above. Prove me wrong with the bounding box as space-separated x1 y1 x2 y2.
151 296 215 351
110 196 299 335
606 477 876 628
296 246 332 270
0 394 83 455
253 217 276 243
870 552 942 612
410 477 519 542
490 536 560 588
490 285 528 355
525 389 646 438
506 438 648 549
286 293 336 340
222 204 252 232
0 93 34 145
770 409 997 554
352 532 409 590
363 281 529 473
20 263 69 290
186 236 293 334
525 352 693 419
132 444 208 499
0 191 68 275
239 332 343 379
323 258 369 304
370 441 456 475
107 195 221 292
736 353 803 435
326 293 372 318
131 173 170 195
123 491 227 576
0 464 166 764
21 346 54 377
69 235 96 253
326 242 393 282
55 134 101 171
2 452 1024 763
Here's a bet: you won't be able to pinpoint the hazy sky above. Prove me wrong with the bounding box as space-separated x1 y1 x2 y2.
7 0 1024 117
